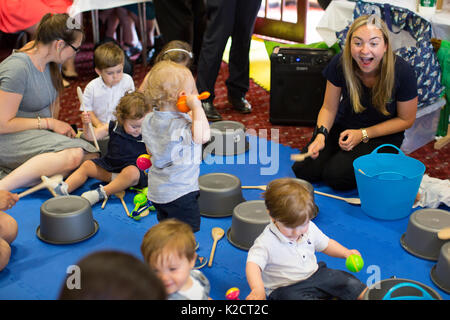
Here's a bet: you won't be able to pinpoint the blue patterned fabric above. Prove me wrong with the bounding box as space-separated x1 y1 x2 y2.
336 1 444 108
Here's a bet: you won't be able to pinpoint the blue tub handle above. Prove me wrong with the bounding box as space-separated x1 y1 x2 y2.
371 144 405 156
382 283 435 300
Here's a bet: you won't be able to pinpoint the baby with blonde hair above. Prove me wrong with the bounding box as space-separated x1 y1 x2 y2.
141 60 210 233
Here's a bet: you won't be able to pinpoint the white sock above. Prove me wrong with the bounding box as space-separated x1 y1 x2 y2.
54 181 69 196
81 185 107 206
42 176 69 196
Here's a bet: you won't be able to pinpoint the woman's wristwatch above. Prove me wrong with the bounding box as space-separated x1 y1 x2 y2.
361 128 369 143
313 125 328 142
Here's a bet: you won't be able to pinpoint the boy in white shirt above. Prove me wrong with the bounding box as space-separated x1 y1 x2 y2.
82 42 135 127
246 178 367 300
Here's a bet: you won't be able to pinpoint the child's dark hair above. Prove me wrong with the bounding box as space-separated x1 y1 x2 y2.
58 250 167 300
114 91 151 125
263 178 317 227
155 40 193 68
94 42 125 70
20 13 83 93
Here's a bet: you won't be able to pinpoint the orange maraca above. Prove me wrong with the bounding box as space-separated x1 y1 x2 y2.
176 91 210 113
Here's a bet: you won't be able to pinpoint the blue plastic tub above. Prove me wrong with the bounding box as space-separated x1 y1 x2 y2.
353 144 425 220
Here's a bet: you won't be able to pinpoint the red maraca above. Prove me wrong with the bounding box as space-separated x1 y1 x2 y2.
176 91 210 113
225 287 240 300
136 154 151 171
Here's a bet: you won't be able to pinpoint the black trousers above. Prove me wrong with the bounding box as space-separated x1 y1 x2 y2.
153 0 207 67
196 0 262 101
292 125 404 190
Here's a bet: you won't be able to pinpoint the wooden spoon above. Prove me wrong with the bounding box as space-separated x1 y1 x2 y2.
114 191 130 217
290 151 312 162
77 86 100 152
437 227 450 240
241 185 267 191
18 174 63 198
208 227 225 267
241 185 361 205
313 190 361 205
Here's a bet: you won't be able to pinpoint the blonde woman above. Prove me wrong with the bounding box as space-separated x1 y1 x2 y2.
292 15 418 190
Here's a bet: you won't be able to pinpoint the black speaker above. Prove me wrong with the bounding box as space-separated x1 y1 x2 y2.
269 47 335 126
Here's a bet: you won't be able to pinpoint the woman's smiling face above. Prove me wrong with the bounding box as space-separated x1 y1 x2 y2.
350 23 387 76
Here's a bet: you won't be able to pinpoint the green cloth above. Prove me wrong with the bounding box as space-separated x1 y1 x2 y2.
264 40 341 57
436 40 450 137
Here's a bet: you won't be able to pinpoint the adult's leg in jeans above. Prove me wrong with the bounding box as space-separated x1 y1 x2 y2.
226 0 262 97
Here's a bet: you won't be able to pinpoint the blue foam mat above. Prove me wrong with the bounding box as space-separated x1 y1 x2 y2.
1 135 449 300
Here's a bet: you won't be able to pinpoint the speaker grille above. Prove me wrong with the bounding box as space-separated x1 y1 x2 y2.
269 47 335 126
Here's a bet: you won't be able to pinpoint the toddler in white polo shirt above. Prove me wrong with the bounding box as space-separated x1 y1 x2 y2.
82 42 135 127
246 178 367 300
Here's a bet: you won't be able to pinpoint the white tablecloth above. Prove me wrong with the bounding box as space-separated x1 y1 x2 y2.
69 0 149 15
316 0 450 46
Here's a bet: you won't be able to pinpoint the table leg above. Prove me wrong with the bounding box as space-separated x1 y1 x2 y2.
91 9 100 45
138 3 148 67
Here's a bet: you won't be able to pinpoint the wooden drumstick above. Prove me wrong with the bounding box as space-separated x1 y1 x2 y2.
290 151 312 162
241 185 361 205
18 175 63 198
101 197 108 209
77 86 100 151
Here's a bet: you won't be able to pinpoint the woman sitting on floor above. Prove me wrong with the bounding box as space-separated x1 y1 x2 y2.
292 15 418 190
0 13 99 192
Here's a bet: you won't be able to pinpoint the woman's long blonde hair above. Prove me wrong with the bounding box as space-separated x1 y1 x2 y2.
342 15 395 115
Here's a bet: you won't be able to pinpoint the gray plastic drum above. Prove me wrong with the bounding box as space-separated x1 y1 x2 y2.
400 208 450 260
204 121 250 156
430 242 450 293
227 200 270 251
198 173 245 217
37 195 98 244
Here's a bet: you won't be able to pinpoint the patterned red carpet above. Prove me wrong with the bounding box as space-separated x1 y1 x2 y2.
2 42 448 180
